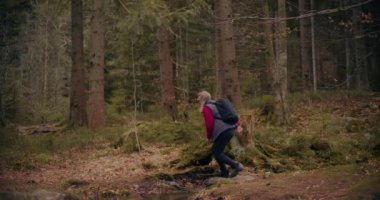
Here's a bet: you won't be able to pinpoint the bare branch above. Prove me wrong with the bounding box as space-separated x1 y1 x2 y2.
227 0 374 23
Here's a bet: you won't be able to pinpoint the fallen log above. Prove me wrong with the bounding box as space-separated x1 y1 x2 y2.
15 123 60 135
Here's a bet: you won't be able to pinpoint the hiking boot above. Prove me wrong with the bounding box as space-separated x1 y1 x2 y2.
229 163 243 178
219 170 229 178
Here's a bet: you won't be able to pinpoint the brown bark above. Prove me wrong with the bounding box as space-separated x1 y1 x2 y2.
262 0 275 93
299 0 312 91
260 0 290 124
345 35 351 90
273 0 289 125
177 29 189 121
70 0 87 128
158 27 178 120
215 0 242 108
215 0 224 99
311 0 317 93
353 7 368 90
88 0 105 129
43 0 49 101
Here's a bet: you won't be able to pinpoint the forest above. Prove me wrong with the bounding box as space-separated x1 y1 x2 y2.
1 0 380 199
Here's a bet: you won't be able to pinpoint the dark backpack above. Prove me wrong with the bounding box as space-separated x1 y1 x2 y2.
210 99 239 125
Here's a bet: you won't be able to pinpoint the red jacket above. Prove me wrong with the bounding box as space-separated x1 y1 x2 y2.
202 106 214 140
202 105 240 140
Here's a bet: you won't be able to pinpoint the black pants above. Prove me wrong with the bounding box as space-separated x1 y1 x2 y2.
212 129 238 174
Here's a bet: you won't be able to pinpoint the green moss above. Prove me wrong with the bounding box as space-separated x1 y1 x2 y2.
247 121 375 171
138 120 203 144
344 174 380 200
283 135 313 158
179 140 212 167
0 127 126 169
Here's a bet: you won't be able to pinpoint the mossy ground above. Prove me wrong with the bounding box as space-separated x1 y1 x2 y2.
1 91 379 172
0 91 379 199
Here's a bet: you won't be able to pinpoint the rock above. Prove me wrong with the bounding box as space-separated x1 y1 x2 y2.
230 174 256 182
373 143 380 156
197 154 213 166
184 182 194 189
264 171 271 179
310 139 331 151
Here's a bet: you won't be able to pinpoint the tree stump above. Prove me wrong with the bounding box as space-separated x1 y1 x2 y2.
236 114 255 147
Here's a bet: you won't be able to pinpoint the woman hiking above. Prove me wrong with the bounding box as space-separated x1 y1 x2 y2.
197 91 244 178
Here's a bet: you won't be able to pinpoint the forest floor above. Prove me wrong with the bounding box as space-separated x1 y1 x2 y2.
0 144 379 199
1 92 380 199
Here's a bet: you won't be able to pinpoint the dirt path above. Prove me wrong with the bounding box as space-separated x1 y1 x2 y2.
197 160 380 200
0 145 379 200
0 145 183 198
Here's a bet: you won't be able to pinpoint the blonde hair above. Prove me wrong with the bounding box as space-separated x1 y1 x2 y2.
198 91 211 112
198 91 211 102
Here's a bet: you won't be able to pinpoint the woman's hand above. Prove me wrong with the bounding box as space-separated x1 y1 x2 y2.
236 125 243 134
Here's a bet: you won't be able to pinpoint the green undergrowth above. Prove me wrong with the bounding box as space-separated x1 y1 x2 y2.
120 119 204 153
2 91 379 174
182 91 380 172
177 122 377 172
248 128 375 172
139 120 203 144
0 127 126 170
117 107 206 153
128 91 380 171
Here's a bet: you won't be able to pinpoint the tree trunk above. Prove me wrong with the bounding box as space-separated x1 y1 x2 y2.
178 29 189 121
352 7 368 90
43 0 49 101
345 35 350 90
299 0 311 91
88 0 105 129
0 69 5 126
70 0 87 128
215 0 224 99
215 0 242 108
273 0 289 125
158 27 178 120
310 0 317 93
262 0 274 93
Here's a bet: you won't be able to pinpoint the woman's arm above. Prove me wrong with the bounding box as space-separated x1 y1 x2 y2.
202 106 214 140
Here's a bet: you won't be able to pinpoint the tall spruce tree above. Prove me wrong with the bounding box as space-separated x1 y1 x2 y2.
70 0 87 127
158 26 178 120
215 0 242 108
88 0 105 129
